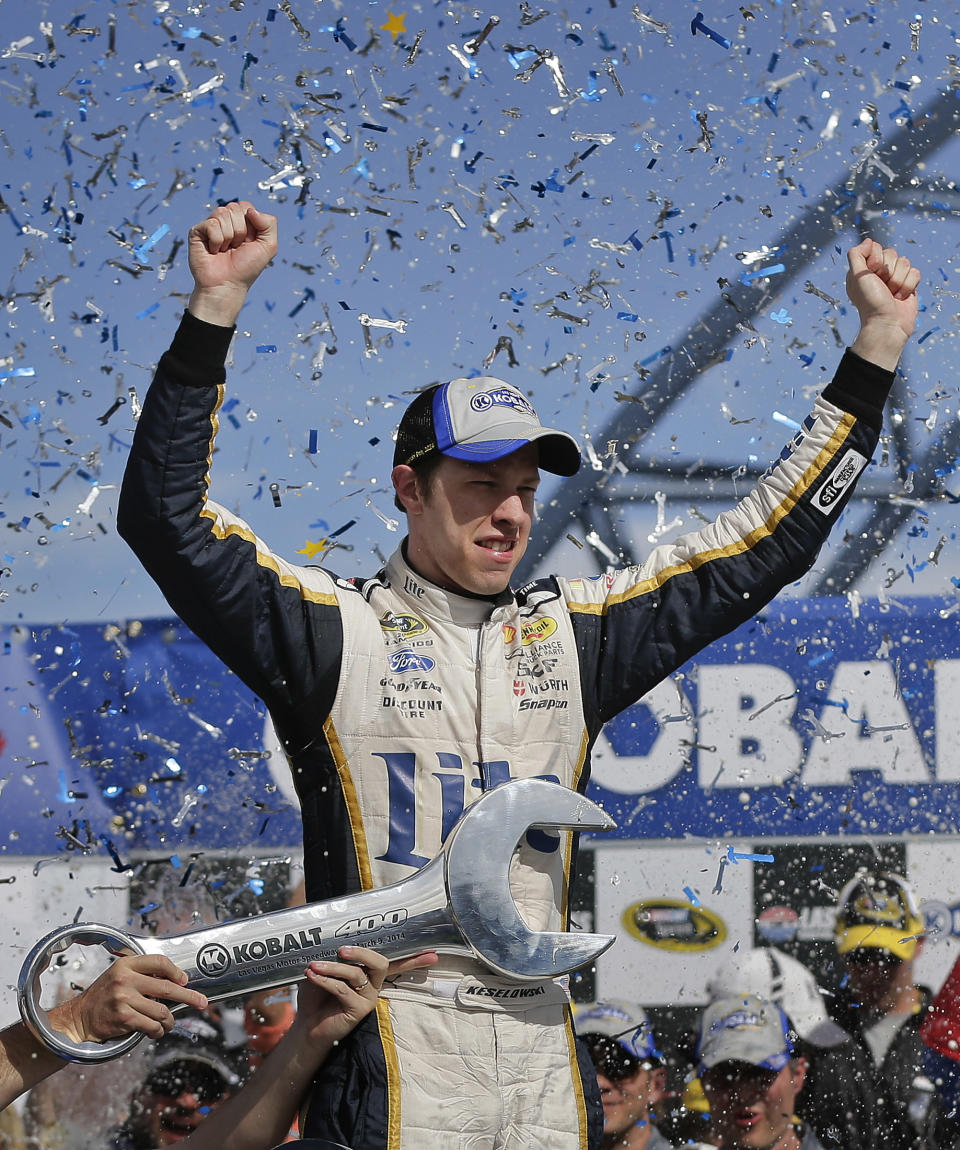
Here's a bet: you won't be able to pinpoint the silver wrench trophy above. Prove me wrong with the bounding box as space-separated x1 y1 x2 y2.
19 778 616 1063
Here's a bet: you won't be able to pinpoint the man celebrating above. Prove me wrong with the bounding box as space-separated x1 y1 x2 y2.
118 200 920 1150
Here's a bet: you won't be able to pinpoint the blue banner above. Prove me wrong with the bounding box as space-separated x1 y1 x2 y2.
0 621 301 857
590 595 959 840
1 596 956 860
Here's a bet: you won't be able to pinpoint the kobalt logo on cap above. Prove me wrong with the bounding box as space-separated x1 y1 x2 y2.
470 387 536 418
813 449 867 514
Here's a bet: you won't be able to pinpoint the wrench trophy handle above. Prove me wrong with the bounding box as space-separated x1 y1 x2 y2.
19 778 616 1064
18 922 149 1063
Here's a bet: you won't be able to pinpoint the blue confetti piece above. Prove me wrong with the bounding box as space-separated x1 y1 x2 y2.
769 307 792 325
256 345 278 353
772 410 803 431
917 326 940 345
56 770 76 803
583 71 602 102
617 311 639 322
544 168 565 193
0 367 36 383
308 429 319 453
640 345 672 367
683 885 701 906
726 847 775 864
507 48 538 70
691 12 731 49
133 223 171 261
742 262 786 285
136 302 160 320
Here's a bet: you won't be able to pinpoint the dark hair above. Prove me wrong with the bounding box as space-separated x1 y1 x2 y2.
393 386 443 513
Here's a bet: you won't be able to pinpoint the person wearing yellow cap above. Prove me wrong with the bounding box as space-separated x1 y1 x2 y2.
831 870 940 1149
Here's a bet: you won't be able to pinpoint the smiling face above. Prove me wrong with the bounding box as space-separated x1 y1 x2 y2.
394 445 540 596
702 1059 806 1150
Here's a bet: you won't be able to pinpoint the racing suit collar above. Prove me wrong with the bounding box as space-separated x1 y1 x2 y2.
388 543 517 626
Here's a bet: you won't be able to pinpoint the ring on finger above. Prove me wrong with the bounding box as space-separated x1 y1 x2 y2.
355 979 369 991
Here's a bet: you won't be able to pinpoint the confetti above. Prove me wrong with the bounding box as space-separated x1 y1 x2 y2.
690 12 731 49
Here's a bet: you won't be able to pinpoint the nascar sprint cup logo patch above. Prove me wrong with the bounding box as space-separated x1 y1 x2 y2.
812 448 867 515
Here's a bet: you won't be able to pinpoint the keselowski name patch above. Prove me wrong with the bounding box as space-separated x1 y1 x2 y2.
812 448 867 515
455 974 568 1012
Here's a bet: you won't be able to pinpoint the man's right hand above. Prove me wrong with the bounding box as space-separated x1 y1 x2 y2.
187 201 278 328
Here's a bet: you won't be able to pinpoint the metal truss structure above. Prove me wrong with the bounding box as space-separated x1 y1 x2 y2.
515 89 960 593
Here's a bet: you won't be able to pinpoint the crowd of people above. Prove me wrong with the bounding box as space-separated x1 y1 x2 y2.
5 867 960 1150
574 870 960 1150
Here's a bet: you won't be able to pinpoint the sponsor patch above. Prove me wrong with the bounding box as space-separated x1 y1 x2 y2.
812 449 867 514
388 649 436 674
380 612 430 638
470 387 536 418
622 899 727 952
503 617 559 645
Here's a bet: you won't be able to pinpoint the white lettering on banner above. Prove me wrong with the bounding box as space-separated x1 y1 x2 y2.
935 660 960 781
697 665 803 787
590 677 694 794
803 661 929 785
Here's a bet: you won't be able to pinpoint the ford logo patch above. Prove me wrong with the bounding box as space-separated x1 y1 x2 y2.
389 649 436 674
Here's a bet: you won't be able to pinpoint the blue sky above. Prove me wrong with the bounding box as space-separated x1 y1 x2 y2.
2 0 958 624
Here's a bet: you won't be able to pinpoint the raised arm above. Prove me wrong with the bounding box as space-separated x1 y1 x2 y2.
847 237 921 370
186 201 278 328
567 237 921 723
117 201 344 716
0 954 206 1111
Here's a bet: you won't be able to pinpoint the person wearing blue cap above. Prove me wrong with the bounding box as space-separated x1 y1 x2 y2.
119 200 921 1150
575 1001 670 1150
696 995 824 1150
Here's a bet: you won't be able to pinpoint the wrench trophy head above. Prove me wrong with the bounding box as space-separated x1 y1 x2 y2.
18 923 147 1063
444 778 616 980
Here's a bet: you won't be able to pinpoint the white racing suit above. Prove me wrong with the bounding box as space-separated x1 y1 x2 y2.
118 311 895 1150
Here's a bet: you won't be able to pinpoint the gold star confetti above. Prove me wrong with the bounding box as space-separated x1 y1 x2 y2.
380 9 406 40
296 539 328 559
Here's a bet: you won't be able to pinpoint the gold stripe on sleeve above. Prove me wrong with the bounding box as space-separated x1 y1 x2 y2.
568 412 856 616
